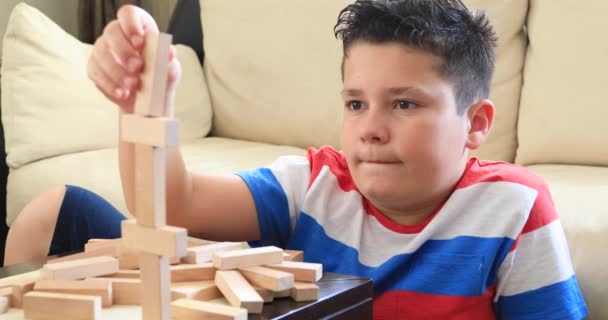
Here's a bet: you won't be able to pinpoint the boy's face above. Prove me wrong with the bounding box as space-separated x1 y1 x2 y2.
341 42 470 220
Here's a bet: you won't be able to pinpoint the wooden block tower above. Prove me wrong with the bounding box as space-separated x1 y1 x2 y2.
120 32 188 320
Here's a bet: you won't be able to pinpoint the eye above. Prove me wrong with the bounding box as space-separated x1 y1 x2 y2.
346 100 364 111
395 99 418 110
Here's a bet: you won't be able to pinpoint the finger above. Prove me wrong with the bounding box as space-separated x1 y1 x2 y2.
88 57 128 101
103 21 140 70
169 45 176 61
95 84 135 114
93 38 139 91
116 5 159 49
164 57 182 118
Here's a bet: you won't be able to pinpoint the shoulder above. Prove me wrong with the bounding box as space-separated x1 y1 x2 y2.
460 158 558 234
306 146 356 191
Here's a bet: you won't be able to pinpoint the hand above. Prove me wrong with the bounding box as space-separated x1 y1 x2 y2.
87 5 181 114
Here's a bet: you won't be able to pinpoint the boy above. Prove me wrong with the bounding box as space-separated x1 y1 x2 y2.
5 0 588 318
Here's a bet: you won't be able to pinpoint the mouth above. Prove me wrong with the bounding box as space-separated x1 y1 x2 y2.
360 160 401 165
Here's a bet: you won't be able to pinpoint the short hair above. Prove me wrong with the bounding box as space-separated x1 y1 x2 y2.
334 0 497 114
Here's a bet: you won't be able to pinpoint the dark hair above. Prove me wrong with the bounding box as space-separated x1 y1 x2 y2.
334 0 497 113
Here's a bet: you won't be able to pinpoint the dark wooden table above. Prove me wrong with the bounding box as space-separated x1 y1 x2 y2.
0 263 373 320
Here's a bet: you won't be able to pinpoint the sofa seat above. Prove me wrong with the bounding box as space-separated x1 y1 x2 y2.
526 164 608 318
6 137 305 225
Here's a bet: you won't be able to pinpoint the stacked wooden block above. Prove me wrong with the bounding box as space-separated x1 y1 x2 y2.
0 32 323 320
0 240 322 320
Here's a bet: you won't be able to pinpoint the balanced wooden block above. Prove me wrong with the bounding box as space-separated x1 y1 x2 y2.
140 253 171 320
171 263 216 282
134 145 167 227
0 296 8 314
238 266 294 291
0 270 41 307
121 114 179 147
215 270 264 314
171 281 222 301
291 282 319 302
134 32 172 117
41 256 119 280
283 250 304 262
172 299 247 320
183 242 243 264
23 291 101 320
265 261 322 282
121 220 187 258
213 246 283 270
34 279 112 307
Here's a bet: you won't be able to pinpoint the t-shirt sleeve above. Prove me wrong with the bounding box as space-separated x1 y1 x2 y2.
236 155 310 249
494 182 588 319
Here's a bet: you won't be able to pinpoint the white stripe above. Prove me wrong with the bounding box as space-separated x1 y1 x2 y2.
268 155 311 231
301 165 538 267
495 220 575 298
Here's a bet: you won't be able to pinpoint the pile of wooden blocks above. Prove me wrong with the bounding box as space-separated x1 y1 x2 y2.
0 240 322 319
0 32 322 320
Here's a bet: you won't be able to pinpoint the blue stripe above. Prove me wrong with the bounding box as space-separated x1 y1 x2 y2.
495 275 588 320
236 168 291 248
289 213 513 296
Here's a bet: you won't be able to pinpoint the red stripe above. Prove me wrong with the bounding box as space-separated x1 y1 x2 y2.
373 286 496 320
307 146 357 191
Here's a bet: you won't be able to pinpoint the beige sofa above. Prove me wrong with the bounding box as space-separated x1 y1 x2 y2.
0 1 606 318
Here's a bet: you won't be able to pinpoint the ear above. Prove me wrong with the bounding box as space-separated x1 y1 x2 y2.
465 99 495 150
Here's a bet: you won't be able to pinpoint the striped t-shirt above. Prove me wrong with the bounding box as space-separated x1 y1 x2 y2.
238 146 588 319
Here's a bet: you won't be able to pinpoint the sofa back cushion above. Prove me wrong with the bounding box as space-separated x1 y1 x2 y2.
516 1 608 166
200 0 349 149
0 3 213 169
463 0 528 162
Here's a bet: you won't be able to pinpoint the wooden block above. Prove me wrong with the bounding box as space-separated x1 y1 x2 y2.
290 282 319 302
134 144 167 227
183 242 243 264
0 270 41 307
34 279 112 308
47 247 119 264
213 246 283 270
134 32 172 117
0 296 8 314
170 281 221 301
118 247 141 270
171 262 216 282
41 256 119 280
273 288 291 298
238 266 294 291
121 219 187 258
265 261 322 282
84 238 122 251
252 285 274 303
89 278 141 305
100 269 141 279
215 270 263 314
121 114 179 147
172 299 247 320
23 291 101 320
140 253 171 320
283 250 304 262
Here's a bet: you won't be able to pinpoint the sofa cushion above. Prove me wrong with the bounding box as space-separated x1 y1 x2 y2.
517 1 608 166
0 3 213 169
6 137 305 225
200 0 351 149
462 0 528 162
526 164 608 319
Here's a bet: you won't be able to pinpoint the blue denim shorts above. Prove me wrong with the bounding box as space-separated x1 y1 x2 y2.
48 185 127 256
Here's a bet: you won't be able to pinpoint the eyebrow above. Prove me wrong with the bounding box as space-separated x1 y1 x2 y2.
341 86 430 97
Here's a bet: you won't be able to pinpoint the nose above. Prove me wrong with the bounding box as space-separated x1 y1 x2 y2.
360 107 389 144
